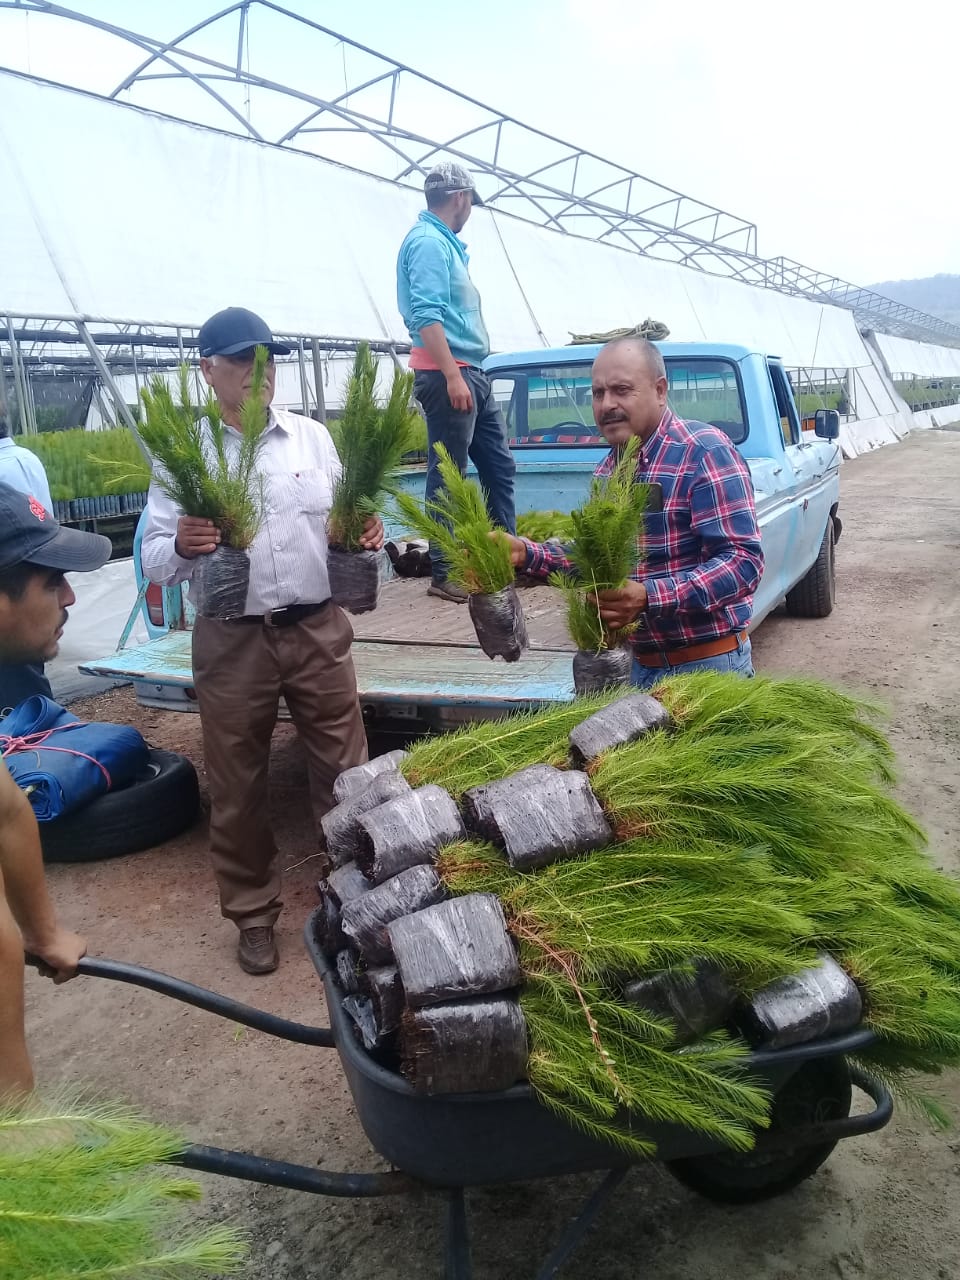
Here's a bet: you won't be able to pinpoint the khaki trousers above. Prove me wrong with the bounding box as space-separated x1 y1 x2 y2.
192 605 367 930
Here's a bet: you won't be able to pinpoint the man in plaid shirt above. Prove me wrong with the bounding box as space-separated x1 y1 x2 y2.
502 338 763 688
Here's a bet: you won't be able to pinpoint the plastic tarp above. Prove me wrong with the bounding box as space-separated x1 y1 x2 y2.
874 333 960 379
0 695 149 820
1 69 878 373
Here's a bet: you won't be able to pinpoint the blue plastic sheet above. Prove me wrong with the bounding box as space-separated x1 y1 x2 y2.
0 695 149 821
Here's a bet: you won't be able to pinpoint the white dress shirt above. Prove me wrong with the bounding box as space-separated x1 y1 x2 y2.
140 407 342 615
0 437 53 512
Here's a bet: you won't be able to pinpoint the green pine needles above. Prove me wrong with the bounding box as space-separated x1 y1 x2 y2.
411 672 960 1156
138 349 271 549
515 510 571 542
0 1094 246 1280
549 437 647 651
395 443 515 594
328 343 422 549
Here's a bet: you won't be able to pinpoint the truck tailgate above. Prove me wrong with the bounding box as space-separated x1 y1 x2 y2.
80 583 578 720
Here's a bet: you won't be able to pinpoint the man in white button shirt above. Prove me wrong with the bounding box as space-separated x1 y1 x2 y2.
141 308 381 975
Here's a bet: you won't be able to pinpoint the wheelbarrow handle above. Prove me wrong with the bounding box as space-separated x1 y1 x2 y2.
24 952 335 1048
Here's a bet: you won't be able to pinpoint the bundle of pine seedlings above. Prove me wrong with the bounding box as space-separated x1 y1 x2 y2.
314 673 960 1159
327 343 422 613
546 436 647 693
138 352 271 619
395 444 528 662
0 1093 245 1280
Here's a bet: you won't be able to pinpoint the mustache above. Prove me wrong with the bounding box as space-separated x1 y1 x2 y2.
599 413 629 427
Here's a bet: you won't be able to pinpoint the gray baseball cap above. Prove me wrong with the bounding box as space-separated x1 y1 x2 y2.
423 162 484 206
0 482 112 573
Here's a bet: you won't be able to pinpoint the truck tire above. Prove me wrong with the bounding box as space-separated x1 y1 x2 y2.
39 748 201 864
785 517 836 618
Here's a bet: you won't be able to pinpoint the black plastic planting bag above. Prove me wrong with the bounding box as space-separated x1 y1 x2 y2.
343 994 390 1053
327 546 391 615
326 861 373 908
401 996 528 1094
365 965 403 1035
463 764 613 870
321 770 412 866
568 693 673 766
336 949 363 995
387 894 522 1009
467 585 528 663
312 886 348 957
356 784 465 884
622 961 737 1044
339 864 446 965
739 954 863 1049
572 645 632 695
333 750 410 804
192 544 250 620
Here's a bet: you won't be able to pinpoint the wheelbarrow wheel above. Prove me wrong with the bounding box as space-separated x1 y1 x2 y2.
665 1056 852 1205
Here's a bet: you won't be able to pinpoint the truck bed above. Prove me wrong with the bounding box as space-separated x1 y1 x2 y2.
81 579 578 724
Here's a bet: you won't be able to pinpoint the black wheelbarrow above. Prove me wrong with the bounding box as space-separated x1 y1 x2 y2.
37 904 893 1279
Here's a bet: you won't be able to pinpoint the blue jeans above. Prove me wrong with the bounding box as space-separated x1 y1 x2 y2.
630 637 755 690
414 368 517 580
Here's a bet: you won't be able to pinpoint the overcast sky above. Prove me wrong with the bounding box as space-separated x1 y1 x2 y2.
2 0 957 286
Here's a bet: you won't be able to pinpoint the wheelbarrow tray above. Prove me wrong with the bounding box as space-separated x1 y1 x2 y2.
304 907 871 1187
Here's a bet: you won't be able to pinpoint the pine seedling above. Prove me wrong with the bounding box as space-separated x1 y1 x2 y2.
138 349 271 549
549 437 647 651
0 1093 246 1280
516 510 572 542
328 343 422 549
415 673 960 1153
394 443 515 594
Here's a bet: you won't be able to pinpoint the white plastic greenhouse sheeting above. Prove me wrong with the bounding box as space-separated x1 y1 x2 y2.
875 333 960 378
0 70 883 375
84 357 380 428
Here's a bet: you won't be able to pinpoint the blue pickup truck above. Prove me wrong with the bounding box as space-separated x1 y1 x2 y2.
82 342 841 727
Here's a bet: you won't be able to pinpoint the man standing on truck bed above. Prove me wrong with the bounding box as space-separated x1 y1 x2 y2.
141 308 381 976
0 481 108 1093
397 162 516 603
502 338 764 686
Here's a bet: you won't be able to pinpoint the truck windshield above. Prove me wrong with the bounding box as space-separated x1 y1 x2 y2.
489 357 746 446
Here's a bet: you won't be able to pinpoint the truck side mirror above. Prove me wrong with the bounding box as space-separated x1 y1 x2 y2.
814 409 840 439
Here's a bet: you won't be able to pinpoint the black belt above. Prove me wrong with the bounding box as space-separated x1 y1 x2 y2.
228 601 330 628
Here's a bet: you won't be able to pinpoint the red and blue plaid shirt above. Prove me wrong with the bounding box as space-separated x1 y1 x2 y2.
522 409 764 653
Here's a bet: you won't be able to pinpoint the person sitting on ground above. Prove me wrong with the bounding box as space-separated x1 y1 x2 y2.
0 405 56 710
0 481 111 1094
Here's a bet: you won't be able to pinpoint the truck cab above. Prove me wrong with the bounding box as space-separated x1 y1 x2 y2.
483 342 842 627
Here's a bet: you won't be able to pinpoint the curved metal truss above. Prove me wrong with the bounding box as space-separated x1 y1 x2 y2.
2 0 959 346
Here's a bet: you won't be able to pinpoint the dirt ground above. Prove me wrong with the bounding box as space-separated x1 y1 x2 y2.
24 427 960 1279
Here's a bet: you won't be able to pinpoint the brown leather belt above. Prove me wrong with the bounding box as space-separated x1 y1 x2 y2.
228 601 330 628
633 631 747 669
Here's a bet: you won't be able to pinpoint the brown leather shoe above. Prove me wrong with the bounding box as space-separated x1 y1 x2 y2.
238 926 279 975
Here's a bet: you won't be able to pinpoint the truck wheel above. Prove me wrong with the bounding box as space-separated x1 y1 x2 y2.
664 1057 852 1204
785 518 836 618
39 749 201 864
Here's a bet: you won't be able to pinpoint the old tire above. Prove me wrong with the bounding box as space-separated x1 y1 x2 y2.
40 749 201 864
785 517 836 618
665 1057 852 1205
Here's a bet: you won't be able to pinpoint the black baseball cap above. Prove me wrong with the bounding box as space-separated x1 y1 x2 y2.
0 483 112 573
423 162 484 206
196 307 293 358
